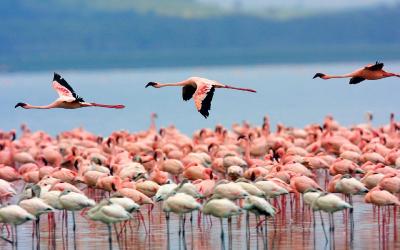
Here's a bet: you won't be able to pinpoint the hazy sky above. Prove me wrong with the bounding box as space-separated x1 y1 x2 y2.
198 0 398 10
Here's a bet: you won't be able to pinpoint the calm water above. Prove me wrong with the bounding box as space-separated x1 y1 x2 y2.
0 179 399 250
0 61 400 136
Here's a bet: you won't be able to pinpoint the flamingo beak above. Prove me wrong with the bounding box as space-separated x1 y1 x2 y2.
313 73 325 79
145 82 157 88
15 102 27 108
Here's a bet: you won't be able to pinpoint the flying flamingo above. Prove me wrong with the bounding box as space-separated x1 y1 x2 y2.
313 61 400 84
15 73 125 110
145 77 256 118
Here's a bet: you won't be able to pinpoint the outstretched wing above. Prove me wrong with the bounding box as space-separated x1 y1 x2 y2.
52 73 84 102
349 77 366 84
182 84 196 101
194 83 215 118
365 61 384 71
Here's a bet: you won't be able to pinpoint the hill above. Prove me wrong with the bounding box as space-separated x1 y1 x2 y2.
1 0 399 71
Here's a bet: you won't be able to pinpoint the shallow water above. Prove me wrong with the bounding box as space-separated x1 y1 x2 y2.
1 61 400 136
0 177 399 250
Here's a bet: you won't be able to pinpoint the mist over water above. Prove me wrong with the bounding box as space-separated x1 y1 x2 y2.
1 61 399 136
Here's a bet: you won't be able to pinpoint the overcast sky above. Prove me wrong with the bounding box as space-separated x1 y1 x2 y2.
198 0 398 10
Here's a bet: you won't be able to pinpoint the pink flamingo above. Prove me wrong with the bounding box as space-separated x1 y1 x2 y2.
145 77 256 118
15 73 125 110
313 61 400 84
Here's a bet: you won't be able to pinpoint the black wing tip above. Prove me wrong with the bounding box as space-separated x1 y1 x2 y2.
200 111 209 119
349 77 365 84
76 97 85 102
198 86 215 119
53 72 61 81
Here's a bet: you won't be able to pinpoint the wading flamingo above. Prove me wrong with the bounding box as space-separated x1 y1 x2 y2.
202 198 241 239
313 61 400 84
145 77 256 118
15 73 125 110
88 199 132 250
312 192 352 241
0 205 36 246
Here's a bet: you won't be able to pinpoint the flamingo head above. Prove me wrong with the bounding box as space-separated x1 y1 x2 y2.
15 102 27 109
145 82 159 88
313 73 326 79
203 168 213 179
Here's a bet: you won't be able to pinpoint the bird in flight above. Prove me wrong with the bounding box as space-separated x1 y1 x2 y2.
145 76 256 118
15 73 125 110
313 61 400 84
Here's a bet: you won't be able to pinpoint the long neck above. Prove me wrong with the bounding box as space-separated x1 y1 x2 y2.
157 80 190 88
25 104 55 109
243 140 251 164
324 74 353 79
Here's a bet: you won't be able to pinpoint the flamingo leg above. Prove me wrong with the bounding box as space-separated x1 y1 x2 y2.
264 216 268 250
220 218 224 239
319 211 328 242
107 224 113 250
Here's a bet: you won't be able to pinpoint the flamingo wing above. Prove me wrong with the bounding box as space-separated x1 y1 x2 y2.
349 77 365 84
52 73 84 102
194 83 215 118
182 84 196 101
365 61 384 71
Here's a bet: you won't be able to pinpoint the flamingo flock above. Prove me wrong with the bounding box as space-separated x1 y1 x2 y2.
0 112 399 249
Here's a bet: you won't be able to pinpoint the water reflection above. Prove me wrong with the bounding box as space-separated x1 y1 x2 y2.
0 183 399 250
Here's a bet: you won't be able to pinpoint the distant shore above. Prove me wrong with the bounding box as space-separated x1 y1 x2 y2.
1 45 399 73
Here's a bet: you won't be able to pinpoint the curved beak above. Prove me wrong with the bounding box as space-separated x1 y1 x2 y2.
145 82 157 88
15 102 27 108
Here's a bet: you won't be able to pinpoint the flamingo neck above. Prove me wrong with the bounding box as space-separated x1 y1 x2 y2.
244 140 251 165
25 104 53 109
323 74 352 79
158 82 184 87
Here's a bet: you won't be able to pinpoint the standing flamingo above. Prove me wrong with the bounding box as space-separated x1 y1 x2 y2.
313 61 400 84
88 199 132 250
0 205 36 246
15 73 125 109
312 192 352 241
202 198 242 240
145 77 256 118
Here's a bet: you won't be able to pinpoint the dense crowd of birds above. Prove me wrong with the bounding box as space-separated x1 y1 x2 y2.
0 113 399 249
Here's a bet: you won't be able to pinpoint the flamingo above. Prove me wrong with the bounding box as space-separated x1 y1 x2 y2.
154 183 178 202
88 199 132 250
202 198 241 239
0 205 36 246
15 73 125 110
145 77 256 118
162 192 201 235
313 61 400 84
312 192 352 240
243 195 276 246
59 189 96 234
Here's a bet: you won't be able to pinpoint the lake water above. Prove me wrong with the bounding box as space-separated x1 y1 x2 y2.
0 61 399 136
0 178 399 250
